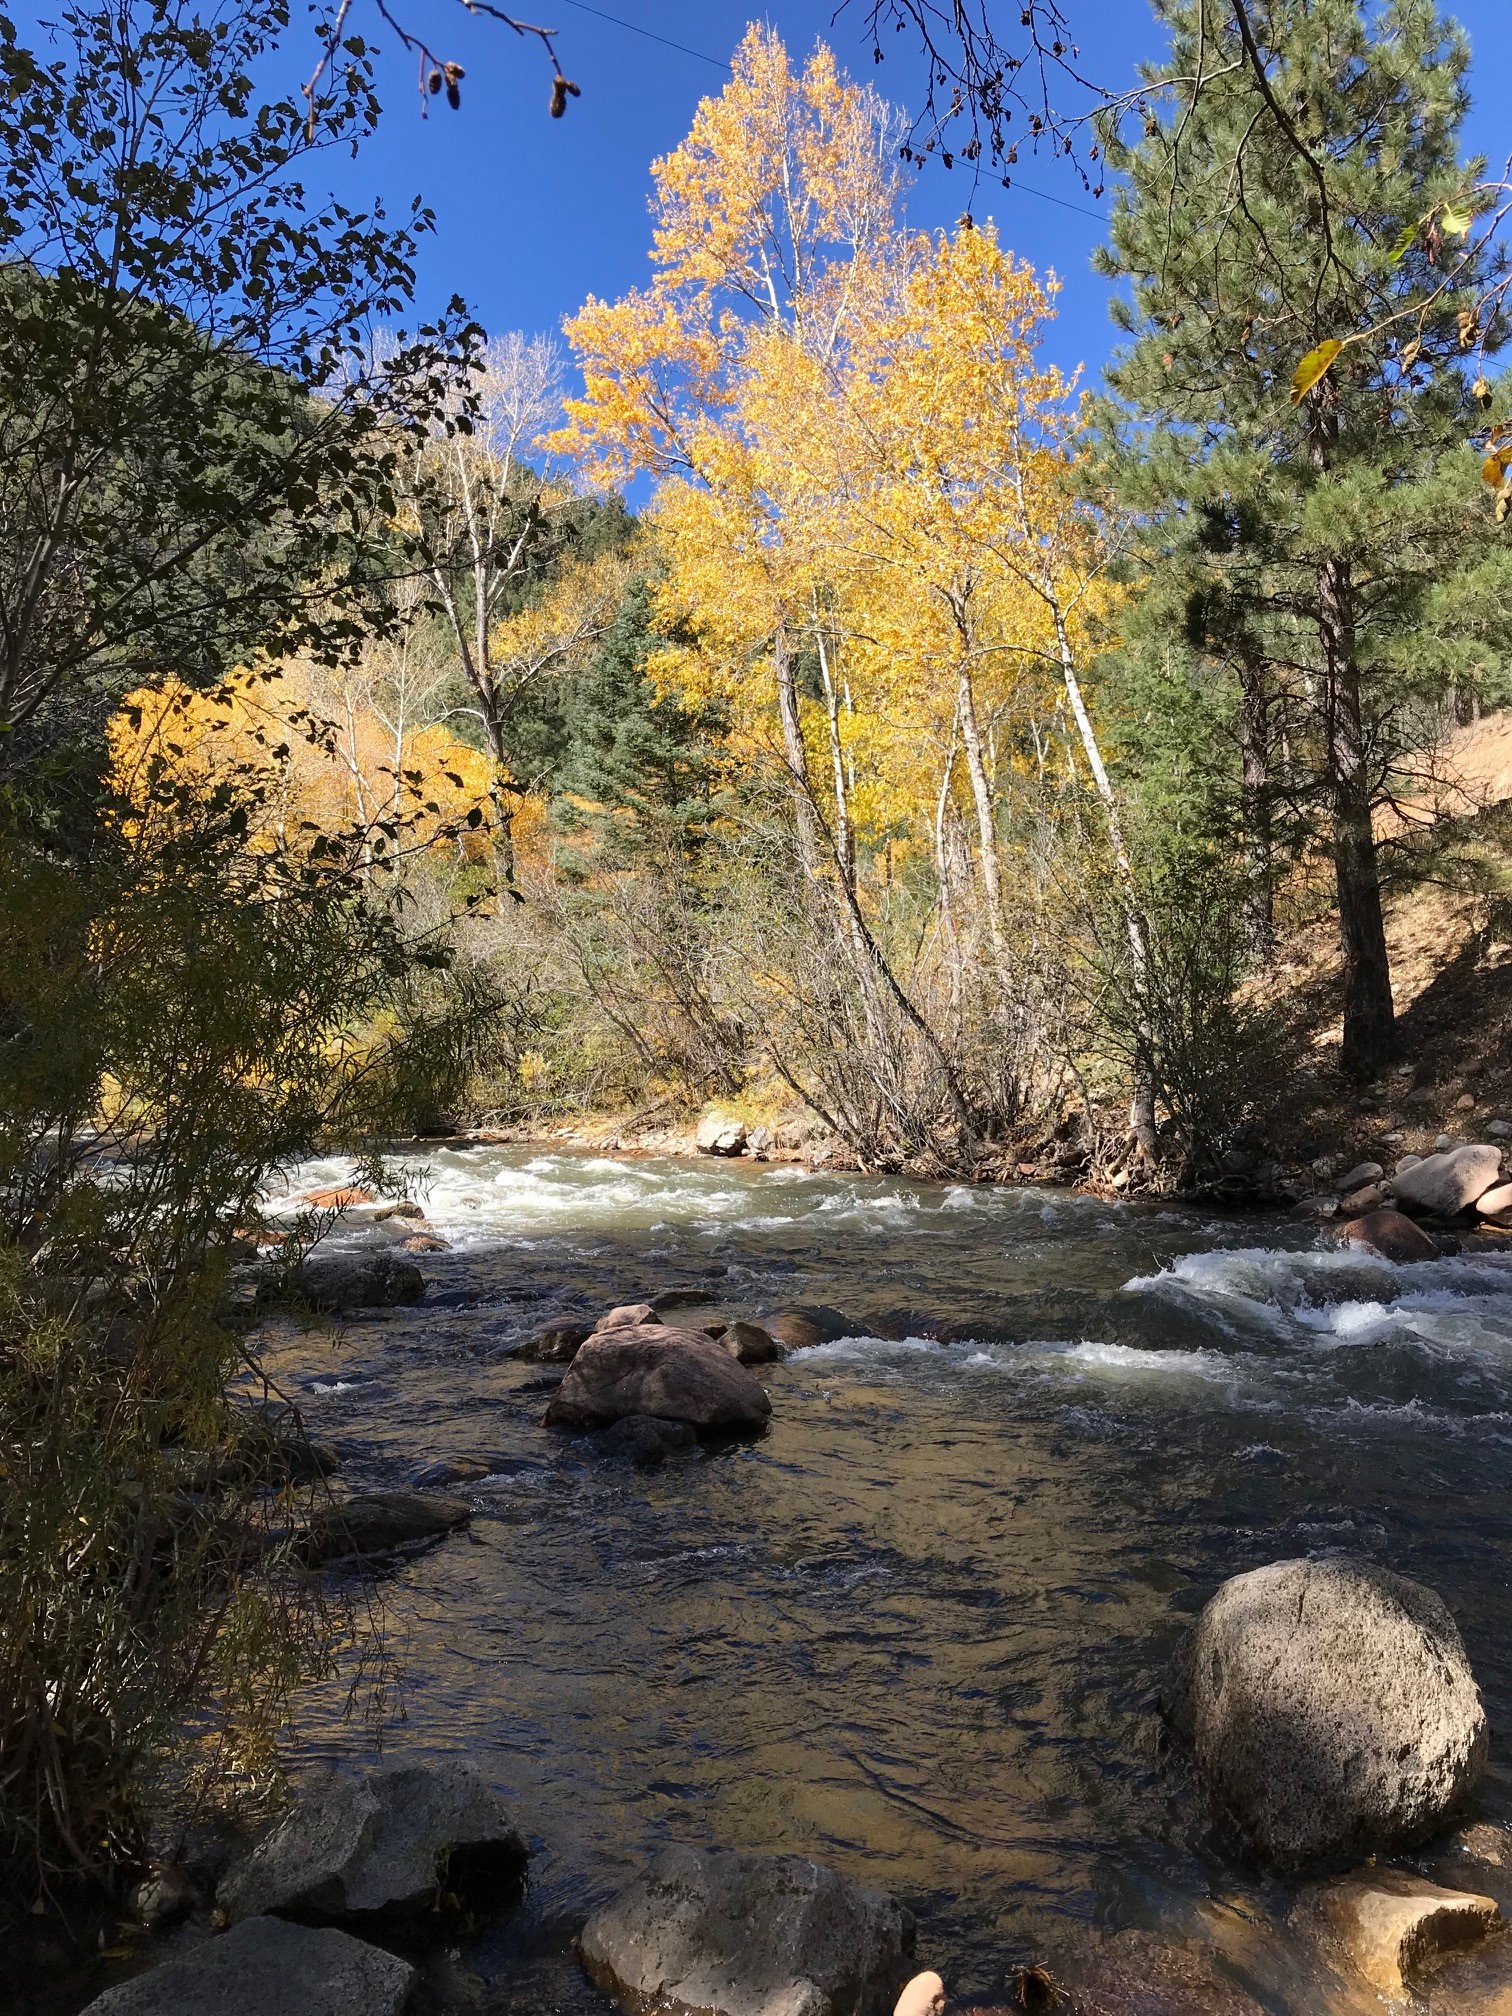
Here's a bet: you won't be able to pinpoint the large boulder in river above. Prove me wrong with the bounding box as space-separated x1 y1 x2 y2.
220 1761 526 1923
294 1489 470 1564
1169 1557 1487 1869
1389 1144 1503 1218
294 1251 425 1310
580 1845 913 2016
543 1325 771 1434
1340 1207 1440 1263
80 1915 414 2016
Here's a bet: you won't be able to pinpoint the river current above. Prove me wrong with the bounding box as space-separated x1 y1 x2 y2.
255 1146 1512 2011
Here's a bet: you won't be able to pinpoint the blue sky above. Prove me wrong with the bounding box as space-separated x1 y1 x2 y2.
314 0 1512 399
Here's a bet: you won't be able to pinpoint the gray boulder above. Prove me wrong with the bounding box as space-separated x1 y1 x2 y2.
543 1326 771 1434
295 1252 425 1310
696 1116 748 1156
294 1490 470 1565
220 1761 526 1923
79 1915 414 2016
1169 1556 1487 1869
579 1845 913 2016
1389 1145 1503 1219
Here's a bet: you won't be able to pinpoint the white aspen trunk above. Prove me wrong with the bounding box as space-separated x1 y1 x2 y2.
814 617 854 890
955 655 1009 978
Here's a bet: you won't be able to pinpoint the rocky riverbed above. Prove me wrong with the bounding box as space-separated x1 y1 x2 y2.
47 1145 1512 2013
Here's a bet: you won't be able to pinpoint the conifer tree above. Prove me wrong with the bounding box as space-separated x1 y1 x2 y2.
1094 0 1511 1078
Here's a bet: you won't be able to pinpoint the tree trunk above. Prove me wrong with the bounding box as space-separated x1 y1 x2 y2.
774 623 821 879
814 621 854 891
1237 647 1275 957
956 655 1008 977
1318 554 1394 1076
1051 606 1159 1162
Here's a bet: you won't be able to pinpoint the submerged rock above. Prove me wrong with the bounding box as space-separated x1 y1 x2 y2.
516 1320 594 1364
764 1305 856 1351
580 1844 912 2016
1296 1868 1500 1995
1169 1556 1487 1868
220 1761 526 1923
294 1489 471 1565
598 1413 699 1468
543 1325 771 1434
409 1456 492 1488
292 1251 425 1311
1339 1207 1440 1263
1389 1144 1503 1218
1052 1930 1264 2016
80 1915 414 2016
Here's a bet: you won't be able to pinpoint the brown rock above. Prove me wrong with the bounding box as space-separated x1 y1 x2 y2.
596 1302 661 1332
765 1305 856 1351
372 1201 425 1222
1337 1184 1387 1218
544 1325 772 1434
720 1320 782 1365
1341 1207 1441 1263
399 1233 451 1253
1305 1870 1499 1995
301 1185 376 1210
1459 1093 1479 1111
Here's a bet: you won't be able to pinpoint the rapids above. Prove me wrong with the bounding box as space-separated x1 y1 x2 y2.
254 1146 1512 2010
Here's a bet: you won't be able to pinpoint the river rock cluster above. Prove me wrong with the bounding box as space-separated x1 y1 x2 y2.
1322 1139 1512 1259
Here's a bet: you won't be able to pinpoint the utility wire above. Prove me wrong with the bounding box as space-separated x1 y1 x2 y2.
552 0 1106 223
553 0 730 69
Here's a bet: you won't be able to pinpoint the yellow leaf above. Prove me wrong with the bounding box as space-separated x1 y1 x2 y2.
1482 454 1507 486
1290 339 1342 404
1441 204 1474 239
1400 337 1423 370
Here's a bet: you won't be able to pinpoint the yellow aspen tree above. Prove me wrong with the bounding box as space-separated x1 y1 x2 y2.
555 25 901 883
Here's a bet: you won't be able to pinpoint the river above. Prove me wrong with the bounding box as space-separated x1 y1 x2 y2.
254 1145 1512 2010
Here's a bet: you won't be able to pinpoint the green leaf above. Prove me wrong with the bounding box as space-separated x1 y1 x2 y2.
1291 339 1343 404
1441 204 1474 239
1389 223 1418 263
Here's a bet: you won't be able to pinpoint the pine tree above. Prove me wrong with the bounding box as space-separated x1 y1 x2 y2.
1094 0 1512 1078
557 577 728 858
